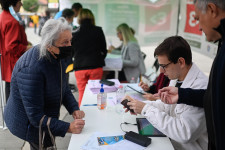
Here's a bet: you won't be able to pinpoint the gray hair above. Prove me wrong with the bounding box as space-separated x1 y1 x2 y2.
39 18 72 58
194 0 225 13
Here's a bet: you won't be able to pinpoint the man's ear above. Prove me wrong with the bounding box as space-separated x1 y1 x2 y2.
178 57 186 68
207 3 219 18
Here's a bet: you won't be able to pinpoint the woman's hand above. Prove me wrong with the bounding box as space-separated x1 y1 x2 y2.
108 45 115 51
72 110 85 119
68 119 85 134
139 81 150 92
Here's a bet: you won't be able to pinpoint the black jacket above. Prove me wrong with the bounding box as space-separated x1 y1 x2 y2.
178 18 225 150
72 19 107 71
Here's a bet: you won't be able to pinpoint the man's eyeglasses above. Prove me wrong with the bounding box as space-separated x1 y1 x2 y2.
159 62 172 71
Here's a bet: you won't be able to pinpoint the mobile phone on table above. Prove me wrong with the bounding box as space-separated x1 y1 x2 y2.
99 79 115 86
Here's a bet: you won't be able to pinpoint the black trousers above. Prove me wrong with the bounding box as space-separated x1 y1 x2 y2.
5 82 10 102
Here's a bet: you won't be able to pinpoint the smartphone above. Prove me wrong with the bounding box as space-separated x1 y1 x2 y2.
99 79 115 86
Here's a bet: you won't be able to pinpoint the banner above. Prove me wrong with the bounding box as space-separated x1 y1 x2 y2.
58 0 217 59
59 0 179 47
178 0 217 59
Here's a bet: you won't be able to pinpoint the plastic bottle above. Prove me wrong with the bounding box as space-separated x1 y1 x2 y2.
130 77 136 83
97 84 107 110
115 85 125 114
116 85 124 104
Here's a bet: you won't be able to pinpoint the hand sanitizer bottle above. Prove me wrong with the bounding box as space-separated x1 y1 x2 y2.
97 84 107 110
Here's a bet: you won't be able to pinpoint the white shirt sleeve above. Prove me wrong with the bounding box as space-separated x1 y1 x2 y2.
141 102 206 143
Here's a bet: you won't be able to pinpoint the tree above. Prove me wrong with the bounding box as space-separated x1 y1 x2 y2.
23 0 39 12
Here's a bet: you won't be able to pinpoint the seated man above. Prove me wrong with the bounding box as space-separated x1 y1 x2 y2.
124 36 208 150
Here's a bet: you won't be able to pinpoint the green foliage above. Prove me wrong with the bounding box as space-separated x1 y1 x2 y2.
23 0 39 12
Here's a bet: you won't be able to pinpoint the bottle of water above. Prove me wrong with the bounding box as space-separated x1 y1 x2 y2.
130 77 136 83
97 84 107 110
115 85 125 114
116 85 124 104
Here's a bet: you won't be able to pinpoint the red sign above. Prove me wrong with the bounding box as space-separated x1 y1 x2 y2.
184 4 202 35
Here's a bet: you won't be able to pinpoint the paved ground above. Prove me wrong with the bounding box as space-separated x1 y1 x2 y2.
0 27 213 149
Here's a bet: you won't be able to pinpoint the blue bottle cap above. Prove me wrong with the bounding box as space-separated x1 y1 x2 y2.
100 84 104 93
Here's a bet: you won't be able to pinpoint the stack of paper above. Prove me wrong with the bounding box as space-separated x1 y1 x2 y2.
103 54 123 71
88 79 121 94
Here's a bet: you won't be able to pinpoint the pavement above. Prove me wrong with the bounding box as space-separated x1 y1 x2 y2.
0 27 213 150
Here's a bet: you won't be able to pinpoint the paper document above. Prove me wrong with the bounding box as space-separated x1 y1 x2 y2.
103 54 122 70
81 132 145 150
88 79 121 94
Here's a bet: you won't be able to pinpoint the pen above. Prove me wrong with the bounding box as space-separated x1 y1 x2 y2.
83 104 97 106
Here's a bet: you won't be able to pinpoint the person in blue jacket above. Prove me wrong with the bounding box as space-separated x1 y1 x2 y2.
4 19 85 149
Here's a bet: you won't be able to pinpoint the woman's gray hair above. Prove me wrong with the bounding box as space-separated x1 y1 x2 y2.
194 0 225 13
39 18 72 58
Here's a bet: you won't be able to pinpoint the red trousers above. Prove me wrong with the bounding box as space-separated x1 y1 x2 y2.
75 68 103 106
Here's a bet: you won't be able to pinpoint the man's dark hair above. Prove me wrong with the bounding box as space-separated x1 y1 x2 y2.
45 10 50 17
154 36 192 65
62 8 75 18
71 3 82 11
0 0 20 11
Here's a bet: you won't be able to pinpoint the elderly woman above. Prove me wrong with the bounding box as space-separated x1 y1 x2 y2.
116 23 146 82
4 19 85 149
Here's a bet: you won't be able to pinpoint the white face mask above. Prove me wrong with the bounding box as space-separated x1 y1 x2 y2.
9 6 20 22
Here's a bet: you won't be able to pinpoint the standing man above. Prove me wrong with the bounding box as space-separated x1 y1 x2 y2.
158 0 225 150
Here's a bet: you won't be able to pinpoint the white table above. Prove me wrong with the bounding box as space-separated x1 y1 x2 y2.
68 85 174 150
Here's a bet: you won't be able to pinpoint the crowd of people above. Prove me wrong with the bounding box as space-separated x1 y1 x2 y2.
0 0 225 150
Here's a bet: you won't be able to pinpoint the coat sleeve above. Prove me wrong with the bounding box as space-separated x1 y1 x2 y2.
141 102 206 143
123 43 140 67
178 88 205 107
62 83 79 114
17 67 70 137
4 22 27 58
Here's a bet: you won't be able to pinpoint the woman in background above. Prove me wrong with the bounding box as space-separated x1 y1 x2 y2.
0 0 31 101
117 23 146 82
72 8 107 105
